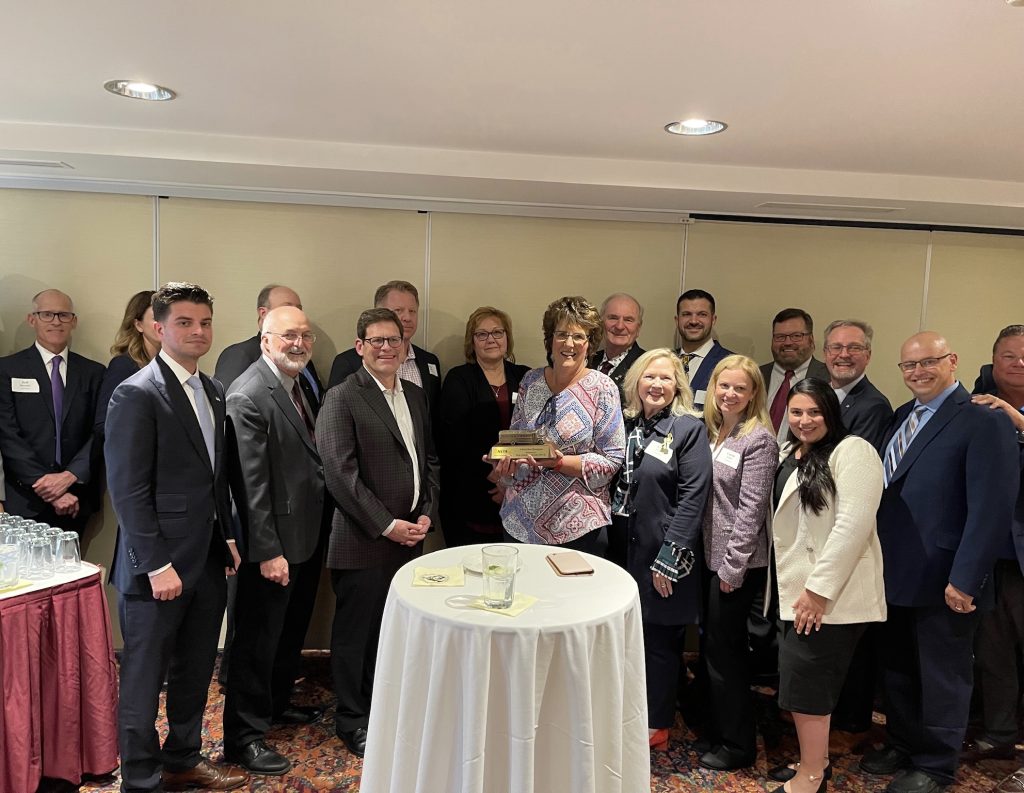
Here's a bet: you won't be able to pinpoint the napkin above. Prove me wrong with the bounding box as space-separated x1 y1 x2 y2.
469 592 538 616
412 565 466 587
0 580 31 595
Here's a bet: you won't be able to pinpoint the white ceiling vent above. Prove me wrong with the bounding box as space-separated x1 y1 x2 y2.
755 202 903 214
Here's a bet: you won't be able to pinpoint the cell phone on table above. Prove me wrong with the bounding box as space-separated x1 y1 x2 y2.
545 551 595 576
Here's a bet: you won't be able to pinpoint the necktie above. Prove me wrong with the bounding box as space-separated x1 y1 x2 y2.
292 381 316 443
600 360 614 375
884 405 928 485
51 357 64 465
769 369 795 432
186 375 216 466
679 353 693 375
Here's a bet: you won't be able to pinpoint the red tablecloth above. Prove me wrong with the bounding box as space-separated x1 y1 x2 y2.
0 566 119 793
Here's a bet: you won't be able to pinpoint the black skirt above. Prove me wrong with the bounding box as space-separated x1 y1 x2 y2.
777 620 866 715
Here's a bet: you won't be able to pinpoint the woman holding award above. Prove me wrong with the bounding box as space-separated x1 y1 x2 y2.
494 296 624 553
440 307 529 546
611 348 711 753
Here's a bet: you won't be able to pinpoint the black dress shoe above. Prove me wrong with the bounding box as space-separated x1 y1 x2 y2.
337 727 368 758
962 736 1016 762
768 761 833 783
886 769 946 793
861 744 912 775
699 746 755 771
224 740 291 776
273 705 323 725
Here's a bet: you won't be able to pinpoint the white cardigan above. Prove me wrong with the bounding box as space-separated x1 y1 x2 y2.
771 435 887 625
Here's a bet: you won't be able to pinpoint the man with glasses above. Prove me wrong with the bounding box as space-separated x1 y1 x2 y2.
823 319 893 452
0 289 104 529
589 292 645 401
221 306 328 775
760 308 829 441
863 332 1019 793
317 307 439 759
675 289 733 411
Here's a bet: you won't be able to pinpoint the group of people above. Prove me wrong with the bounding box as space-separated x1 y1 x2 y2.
0 281 1022 793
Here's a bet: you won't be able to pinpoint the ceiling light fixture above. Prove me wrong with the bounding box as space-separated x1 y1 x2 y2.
665 118 727 136
103 80 176 101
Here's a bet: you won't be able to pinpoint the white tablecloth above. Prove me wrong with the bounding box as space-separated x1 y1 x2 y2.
360 544 650 793
0 561 98 601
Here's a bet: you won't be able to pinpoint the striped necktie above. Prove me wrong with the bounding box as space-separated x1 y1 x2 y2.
884 405 928 485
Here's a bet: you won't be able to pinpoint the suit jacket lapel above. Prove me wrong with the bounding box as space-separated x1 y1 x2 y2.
265 367 318 454
841 378 867 414
152 357 214 473
888 386 966 485
355 368 408 452
202 373 224 471
27 348 56 423
61 353 80 426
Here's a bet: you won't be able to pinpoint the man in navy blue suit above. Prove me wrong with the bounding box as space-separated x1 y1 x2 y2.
862 331 1019 793
675 289 733 411
106 282 247 793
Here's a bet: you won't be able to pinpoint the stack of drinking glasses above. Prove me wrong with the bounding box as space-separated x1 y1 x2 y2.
0 513 81 587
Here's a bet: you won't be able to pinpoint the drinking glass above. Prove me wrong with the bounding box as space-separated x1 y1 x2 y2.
57 531 81 571
27 537 54 580
0 543 20 587
481 545 518 609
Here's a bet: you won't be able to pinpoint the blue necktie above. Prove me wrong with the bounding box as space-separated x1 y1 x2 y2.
884 405 927 486
51 357 64 465
186 375 216 466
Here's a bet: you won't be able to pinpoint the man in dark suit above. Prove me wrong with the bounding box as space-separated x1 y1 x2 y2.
963 325 1024 765
676 289 734 411
106 282 247 793
823 319 893 452
760 307 829 442
327 280 441 413
317 307 440 759
862 332 1019 793
221 306 328 775
589 292 645 401
0 289 104 529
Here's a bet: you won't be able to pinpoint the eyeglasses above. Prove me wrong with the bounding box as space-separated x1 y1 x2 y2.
824 343 869 354
32 311 76 323
553 331 588 344
364 336 403 349
897 353 952 373
266 331 316 345
772 332 810 343
473 329 507 341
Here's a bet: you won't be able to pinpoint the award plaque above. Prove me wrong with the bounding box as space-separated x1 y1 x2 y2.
489 429 556 460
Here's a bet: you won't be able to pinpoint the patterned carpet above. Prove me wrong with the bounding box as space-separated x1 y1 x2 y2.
65 652 1015 793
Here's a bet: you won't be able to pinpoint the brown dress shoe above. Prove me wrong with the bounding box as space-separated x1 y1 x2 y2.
995 769 1024 793
162 757 249 791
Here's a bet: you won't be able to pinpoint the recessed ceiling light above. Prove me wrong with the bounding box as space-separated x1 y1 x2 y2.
103 80 176 101
665 119 727 136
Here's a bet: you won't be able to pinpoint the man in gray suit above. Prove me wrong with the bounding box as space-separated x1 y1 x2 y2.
222 306 327 775
316 307 440 759
760 307 829 442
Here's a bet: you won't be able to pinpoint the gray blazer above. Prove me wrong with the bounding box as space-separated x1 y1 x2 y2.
226 358 325 565
316 365 439 570
702 423 778 587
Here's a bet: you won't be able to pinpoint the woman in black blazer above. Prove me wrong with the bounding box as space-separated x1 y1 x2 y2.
611 348 712 753
95 290 158 438
439 307 529 546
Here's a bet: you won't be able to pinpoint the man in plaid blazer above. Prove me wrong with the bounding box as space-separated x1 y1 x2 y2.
316 307 439 759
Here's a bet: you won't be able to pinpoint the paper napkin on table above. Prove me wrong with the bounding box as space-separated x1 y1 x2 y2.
0 580 31 595
469 592 538 616
412 566 466 587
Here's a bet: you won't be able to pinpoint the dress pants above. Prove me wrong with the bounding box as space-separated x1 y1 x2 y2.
703 566 767 759
644 621 688 729
882 603 981 786
117 551 227 793
975 560 1024 745
331 560 404 733
223 548 323 750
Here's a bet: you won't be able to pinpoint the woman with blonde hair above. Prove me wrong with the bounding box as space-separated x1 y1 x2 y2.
695 354 779 770
610 348 711 752
95 290 158 438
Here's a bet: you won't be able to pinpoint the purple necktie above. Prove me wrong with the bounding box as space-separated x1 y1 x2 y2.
51 357 64 465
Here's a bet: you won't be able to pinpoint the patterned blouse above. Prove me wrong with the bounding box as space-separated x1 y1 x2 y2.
499 367 625 544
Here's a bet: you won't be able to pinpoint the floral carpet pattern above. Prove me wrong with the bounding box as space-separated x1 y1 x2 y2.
65 652 1015 792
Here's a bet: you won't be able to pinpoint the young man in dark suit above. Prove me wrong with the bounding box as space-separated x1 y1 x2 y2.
106 282 247 793
675 289 733 411
862 332 1019 793
0 289 104 529
222 306 328 775
589 292 645 400
317 307 439 759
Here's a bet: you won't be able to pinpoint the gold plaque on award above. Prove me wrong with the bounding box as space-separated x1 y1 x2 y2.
489 429 556 460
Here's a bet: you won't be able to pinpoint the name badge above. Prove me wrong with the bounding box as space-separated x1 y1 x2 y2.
645 438 673 464
717 447 742 469
11 378 40 393
427 363 439 378
511 391 518 404
693 389 707 404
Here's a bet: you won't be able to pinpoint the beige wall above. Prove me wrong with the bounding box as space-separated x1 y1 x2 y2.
2 188 1022 648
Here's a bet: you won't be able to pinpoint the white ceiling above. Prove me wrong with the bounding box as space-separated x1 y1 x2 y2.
2 1 1024 227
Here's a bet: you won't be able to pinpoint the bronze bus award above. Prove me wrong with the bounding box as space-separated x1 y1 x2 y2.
489 429 556 460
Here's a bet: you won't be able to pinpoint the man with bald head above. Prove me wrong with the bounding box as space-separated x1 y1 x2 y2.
862 332 1019 793
0 289 104 528
222 306 328 775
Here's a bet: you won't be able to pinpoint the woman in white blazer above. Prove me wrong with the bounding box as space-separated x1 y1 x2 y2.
770 377 885 793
